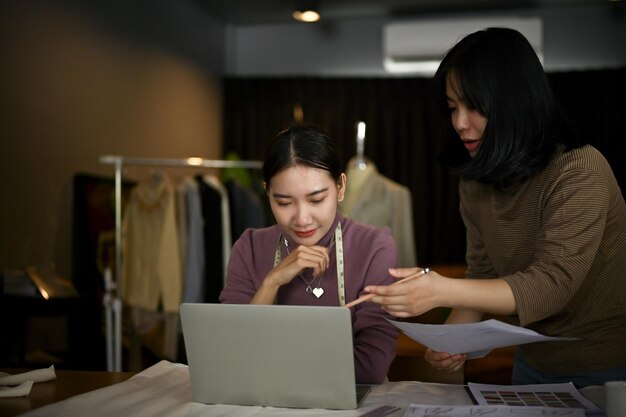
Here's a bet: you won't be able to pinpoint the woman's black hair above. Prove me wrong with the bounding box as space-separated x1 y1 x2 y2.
433 27 581 184
262 124 342 190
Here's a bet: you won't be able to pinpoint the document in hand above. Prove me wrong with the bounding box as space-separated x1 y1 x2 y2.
387 318 577 359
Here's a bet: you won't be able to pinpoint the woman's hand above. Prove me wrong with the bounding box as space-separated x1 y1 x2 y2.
364 267 444 318
252 244 330 304
266 245 330 288
424 348 467 372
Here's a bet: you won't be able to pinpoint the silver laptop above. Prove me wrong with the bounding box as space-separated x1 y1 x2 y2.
180 303 367 409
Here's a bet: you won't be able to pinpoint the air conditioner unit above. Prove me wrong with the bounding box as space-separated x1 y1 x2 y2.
383 16 543 76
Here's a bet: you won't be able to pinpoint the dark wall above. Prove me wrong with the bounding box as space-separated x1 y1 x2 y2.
222 68 626 266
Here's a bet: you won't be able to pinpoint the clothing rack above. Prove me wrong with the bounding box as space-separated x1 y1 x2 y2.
99 155 263 372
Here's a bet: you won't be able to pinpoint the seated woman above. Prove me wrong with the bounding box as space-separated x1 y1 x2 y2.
220 125 399 384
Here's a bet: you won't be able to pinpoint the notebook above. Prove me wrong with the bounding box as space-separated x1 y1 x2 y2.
180 302 368 409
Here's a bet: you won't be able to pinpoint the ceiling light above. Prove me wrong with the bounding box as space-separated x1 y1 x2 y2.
293 0 320 22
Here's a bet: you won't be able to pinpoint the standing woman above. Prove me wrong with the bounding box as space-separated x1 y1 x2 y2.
220 125 399 384
365 28 626 387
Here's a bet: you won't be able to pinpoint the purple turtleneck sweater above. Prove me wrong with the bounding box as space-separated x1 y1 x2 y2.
220 214 399 384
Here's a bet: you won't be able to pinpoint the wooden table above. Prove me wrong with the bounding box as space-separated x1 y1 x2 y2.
0 368 135 417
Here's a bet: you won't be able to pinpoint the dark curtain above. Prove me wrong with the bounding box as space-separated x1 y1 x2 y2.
548 69 625 191
222 68 626 267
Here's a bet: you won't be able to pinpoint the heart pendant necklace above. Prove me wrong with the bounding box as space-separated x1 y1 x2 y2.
273 222 344 303
312 287 324 298
297 269 325 298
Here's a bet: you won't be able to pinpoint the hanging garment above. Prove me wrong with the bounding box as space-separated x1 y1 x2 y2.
175 180 189 280
203 175 232 286
343 162 417 267
121 172 182 313
121 172 182 362
181 177 205 304
225 178 267 243
196 175 230 302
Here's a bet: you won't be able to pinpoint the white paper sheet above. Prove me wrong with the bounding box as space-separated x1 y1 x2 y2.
0 380 34 398
19 361 474 417
403 404 585 417
0 365 57 385
0 365 56 398
387 319 577 359
468 382 602 414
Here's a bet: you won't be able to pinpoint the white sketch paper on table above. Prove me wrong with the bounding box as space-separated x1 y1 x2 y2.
403 404 585 416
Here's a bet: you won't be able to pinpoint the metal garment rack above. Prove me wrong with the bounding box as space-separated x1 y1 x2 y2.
99 155 263 371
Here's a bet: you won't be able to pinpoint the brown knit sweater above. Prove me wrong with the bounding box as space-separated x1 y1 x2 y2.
460 145 626 373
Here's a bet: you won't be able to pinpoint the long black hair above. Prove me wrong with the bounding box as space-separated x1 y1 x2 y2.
434 27 581 184
262 124 343 190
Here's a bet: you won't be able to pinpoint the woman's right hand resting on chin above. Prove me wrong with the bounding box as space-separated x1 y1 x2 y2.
267 244 330 287
251 244 330 304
